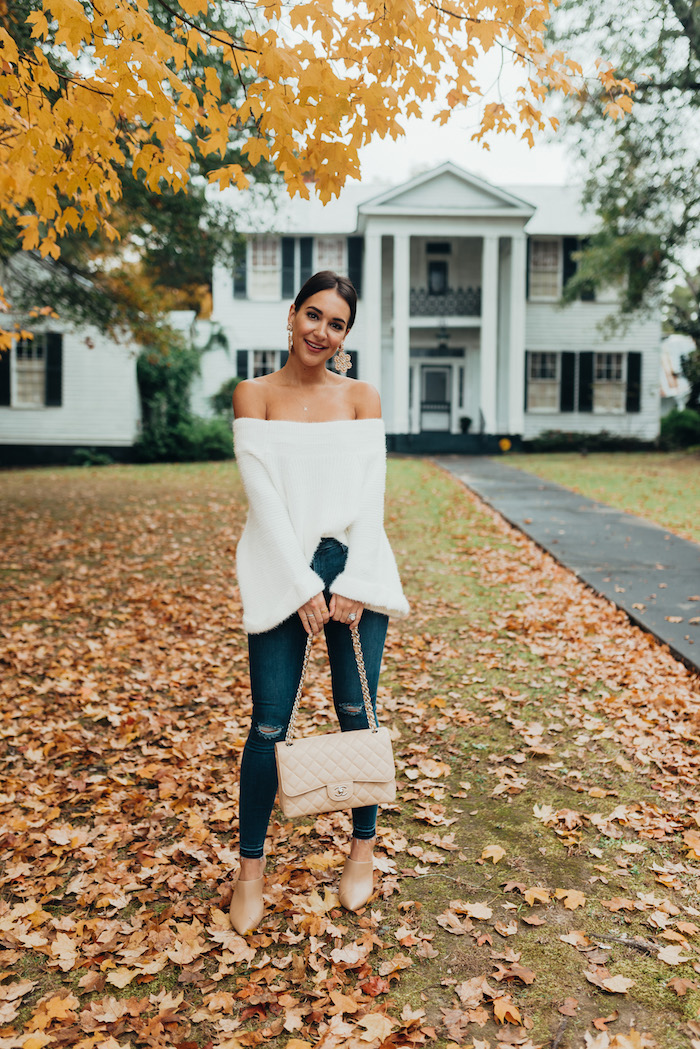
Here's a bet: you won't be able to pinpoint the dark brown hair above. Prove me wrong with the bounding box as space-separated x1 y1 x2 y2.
293 270 357 331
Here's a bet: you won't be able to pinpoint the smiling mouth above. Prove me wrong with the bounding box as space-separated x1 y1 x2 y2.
304 339 327 352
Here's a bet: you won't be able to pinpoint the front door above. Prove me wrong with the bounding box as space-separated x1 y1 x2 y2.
420 365 451 431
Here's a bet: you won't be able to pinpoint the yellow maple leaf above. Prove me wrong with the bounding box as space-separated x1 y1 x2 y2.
357 1013 396 1041
555 888 586 910
493 995 522 1024
524 886 550 905
481 844 506 863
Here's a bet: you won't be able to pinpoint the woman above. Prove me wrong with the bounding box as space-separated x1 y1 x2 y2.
230 270 409 935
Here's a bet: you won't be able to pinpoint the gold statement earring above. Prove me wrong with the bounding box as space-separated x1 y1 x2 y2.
287 322 293 354
333 343 351 376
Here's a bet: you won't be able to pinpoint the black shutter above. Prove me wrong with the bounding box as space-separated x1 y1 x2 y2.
236 349 248 379
281 237 295 298
626 351 642 412
523 350 530 411
347 237 363 297
299 237 313 285
279 350 289 368
578 351 594 412
233 243 247 299
560 351 576 412
563 236 578 288
579 237 595 300
45 333 63 406
347 350 359 380
0 345 10 406
525 238 531 300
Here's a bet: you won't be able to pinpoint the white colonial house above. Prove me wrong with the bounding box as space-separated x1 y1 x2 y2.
204 162 660 451
0 162 661 462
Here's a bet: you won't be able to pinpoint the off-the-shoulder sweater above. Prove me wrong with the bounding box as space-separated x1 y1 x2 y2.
233 417 410 634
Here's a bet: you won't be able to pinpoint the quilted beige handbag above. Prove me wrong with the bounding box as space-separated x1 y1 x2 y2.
275 629 396 818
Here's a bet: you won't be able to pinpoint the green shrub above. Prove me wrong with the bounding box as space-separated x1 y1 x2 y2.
210 376 242 417
522 429 653 453
659 408 700 448
133 416 233 462
179 417 233 460
69 447 115 466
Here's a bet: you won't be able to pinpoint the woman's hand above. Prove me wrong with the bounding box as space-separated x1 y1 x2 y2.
298 593 330 635
329 594 364 630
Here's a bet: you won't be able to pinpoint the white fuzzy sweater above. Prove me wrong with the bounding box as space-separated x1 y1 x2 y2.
233 417 410 634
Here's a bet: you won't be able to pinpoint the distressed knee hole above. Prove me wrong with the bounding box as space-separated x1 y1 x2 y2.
339 703 364 716
255 723 284 739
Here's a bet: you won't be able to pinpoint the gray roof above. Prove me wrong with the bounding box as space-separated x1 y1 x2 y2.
506 184 598 236
222 166 597 237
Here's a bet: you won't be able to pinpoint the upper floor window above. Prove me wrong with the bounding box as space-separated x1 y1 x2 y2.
428 260 448 295
529 238 561 301
315 237 346 273
249 236 280 301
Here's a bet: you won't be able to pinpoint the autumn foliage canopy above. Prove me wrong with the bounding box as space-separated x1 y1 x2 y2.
1 0 635 262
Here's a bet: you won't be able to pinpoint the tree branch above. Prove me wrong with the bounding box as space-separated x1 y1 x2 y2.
147 0 257 55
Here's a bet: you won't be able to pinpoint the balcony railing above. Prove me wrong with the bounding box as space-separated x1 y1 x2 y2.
410 286 481 317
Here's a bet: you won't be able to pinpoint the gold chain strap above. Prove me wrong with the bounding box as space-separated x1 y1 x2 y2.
284 628 378 745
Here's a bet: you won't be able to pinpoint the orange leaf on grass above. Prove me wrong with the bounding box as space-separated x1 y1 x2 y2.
592 1009 620 1030
555 888 586 910
492 995 522 1024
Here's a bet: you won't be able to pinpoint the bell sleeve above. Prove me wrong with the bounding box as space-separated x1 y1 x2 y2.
235 437 324 634
328 436 410 619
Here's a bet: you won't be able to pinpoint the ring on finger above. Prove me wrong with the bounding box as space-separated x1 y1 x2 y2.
347 612 356 622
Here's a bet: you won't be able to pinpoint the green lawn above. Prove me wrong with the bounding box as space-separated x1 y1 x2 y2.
1 459 699 1048
505 451 700 543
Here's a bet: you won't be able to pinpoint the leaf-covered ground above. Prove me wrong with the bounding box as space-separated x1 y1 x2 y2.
1 458 700 1049
504 452 700 544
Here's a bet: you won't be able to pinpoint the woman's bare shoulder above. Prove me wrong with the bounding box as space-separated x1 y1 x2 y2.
233 378 268 419
352 380 382 420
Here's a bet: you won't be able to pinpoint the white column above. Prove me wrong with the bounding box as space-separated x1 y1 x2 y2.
392 233 410 434
508 234 527 436
480 235 499 432
410 363 420 433
362 232 382 392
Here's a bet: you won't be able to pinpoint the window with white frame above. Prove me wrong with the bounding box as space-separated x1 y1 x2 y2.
527 351 559 410
529 238 561 300
249 236 280 300
253 350 278 377
594 352 625 412
15 336 46 407
315 237 346 273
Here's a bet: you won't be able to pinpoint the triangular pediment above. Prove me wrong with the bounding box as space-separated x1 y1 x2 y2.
360 162 534 215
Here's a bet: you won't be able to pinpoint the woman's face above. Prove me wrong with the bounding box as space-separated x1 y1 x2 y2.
288 289 351 367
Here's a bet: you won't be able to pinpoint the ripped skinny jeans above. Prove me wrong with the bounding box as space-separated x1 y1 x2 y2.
239 537 389 859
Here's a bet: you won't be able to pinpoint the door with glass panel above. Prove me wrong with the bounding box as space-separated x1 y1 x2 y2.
420 365 452 431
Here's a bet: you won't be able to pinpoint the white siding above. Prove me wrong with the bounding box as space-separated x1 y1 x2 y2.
386 170 517 211
524 303 661 439
0 327 140 446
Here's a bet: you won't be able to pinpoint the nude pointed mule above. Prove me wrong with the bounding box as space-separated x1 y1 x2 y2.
338 857 374 912
229 877 264 935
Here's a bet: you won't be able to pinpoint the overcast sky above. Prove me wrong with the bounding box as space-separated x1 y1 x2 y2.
354 46 582 189
358 117 573 187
